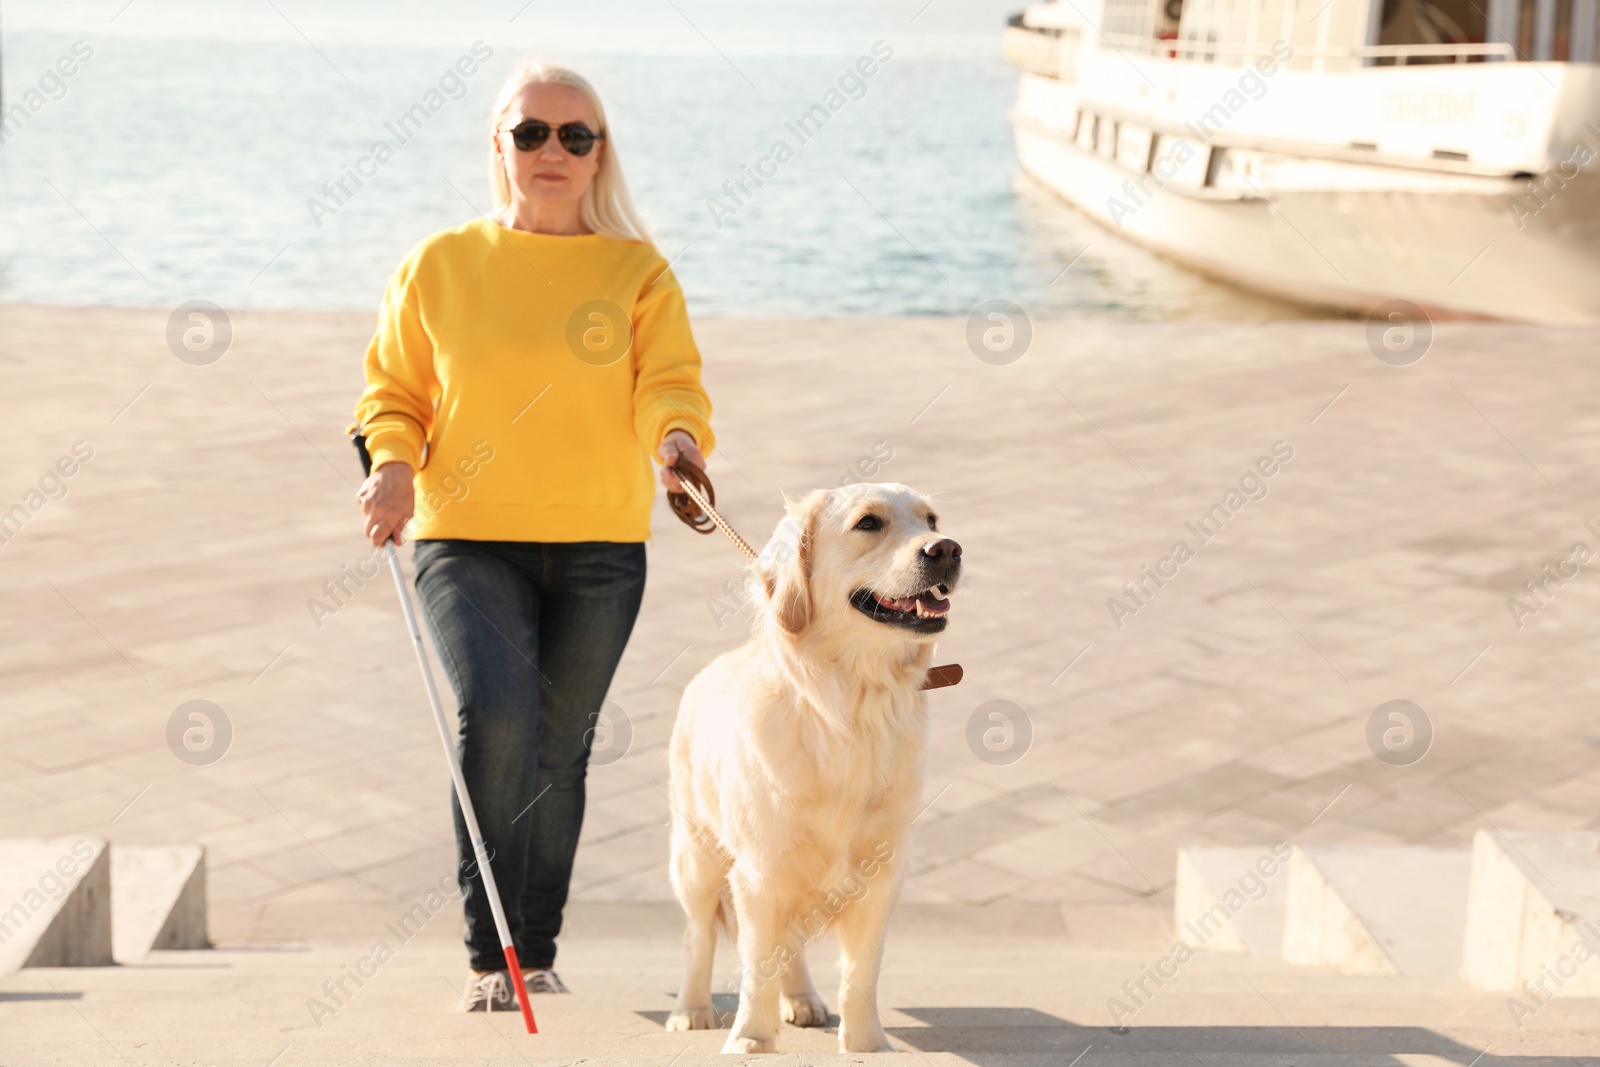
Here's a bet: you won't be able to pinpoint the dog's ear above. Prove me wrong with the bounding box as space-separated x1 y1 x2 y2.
758 489 830 635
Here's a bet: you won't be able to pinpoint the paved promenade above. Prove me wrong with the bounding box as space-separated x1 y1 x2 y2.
2 305 1598 956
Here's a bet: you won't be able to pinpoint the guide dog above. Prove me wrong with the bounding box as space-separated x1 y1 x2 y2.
665 483 961 1053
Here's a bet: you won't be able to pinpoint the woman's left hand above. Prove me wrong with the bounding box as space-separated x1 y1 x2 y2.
658 429 703 492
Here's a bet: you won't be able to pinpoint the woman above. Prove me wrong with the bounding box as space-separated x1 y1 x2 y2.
352 58 714 1011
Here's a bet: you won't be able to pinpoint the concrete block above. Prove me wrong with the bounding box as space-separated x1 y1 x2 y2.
1283 844 1470 977
112 845 209 962
0 838 112 973
1460 830 1600 996
1173 844 1292 956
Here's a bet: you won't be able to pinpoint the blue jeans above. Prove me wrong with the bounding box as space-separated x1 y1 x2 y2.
413 539 646 972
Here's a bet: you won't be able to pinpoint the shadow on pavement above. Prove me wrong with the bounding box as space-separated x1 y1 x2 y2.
892 1007 1586 1065
632 1002 1584 1064
0 991 84 1001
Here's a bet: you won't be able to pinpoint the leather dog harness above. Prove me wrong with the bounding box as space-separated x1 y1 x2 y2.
665 458 963 691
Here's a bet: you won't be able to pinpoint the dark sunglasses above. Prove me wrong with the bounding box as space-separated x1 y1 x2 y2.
502 119 604 156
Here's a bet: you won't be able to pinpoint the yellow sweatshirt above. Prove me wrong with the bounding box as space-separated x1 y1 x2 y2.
353 219 715 543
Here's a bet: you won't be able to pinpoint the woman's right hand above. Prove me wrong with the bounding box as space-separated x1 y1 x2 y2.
357 461 415 546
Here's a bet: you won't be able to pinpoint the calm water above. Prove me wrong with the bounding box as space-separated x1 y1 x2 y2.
0 0 1309 318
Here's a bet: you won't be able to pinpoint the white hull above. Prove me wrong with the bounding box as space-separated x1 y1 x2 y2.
1013 116 1600 323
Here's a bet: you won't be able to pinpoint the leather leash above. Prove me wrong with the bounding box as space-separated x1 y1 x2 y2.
666 459 963 691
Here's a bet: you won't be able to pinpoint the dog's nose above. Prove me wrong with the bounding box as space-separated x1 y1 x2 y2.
923 538 962 561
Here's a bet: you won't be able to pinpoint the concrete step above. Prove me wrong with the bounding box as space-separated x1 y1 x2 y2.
2 914 1597 1064
0 838 112 974
1282 844 1471 977
111 845 208 963
1460 829 1600 997
1173 844 1293 956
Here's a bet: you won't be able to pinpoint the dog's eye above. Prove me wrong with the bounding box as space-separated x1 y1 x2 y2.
854 515 882 532
926 513 938 530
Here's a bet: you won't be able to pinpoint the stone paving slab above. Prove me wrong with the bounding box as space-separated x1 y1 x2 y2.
2 307 1600 946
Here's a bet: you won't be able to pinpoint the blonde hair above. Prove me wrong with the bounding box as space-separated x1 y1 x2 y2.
487 59 653 246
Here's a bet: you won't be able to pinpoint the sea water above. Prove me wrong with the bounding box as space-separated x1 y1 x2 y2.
0 0 1311 319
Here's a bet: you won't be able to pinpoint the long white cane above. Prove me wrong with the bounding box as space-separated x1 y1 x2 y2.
382 545 537 1033
358 435 536 1033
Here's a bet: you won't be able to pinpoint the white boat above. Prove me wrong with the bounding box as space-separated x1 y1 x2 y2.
1004 0 1600 322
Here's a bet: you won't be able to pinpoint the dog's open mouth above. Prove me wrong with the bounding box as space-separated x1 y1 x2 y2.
850 585 952 632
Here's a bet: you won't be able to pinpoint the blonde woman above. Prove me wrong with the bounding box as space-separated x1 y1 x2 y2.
352 59 714 1011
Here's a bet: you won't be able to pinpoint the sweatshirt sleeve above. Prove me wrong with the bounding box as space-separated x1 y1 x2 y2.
353 255 438 472
632 261 716 460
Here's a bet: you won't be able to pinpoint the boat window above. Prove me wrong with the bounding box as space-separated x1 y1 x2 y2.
1373 0 1487 63
1486 0 1596 60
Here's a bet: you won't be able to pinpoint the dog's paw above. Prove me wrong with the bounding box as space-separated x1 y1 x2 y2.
666 1005 718 1031
721 1034 777 1054
781 991 829 1027
839 1026 897 1053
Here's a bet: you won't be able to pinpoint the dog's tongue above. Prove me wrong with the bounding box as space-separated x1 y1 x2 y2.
872 590 952 616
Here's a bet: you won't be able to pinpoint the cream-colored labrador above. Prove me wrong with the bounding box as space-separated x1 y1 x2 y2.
665 482 961 1054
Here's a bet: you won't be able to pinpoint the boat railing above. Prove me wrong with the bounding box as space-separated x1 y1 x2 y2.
1358 42 1519 63
1093 30 1517 66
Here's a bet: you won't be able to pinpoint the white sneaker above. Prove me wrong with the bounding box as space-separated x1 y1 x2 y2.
523 968 570 994
457 970 515 1012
